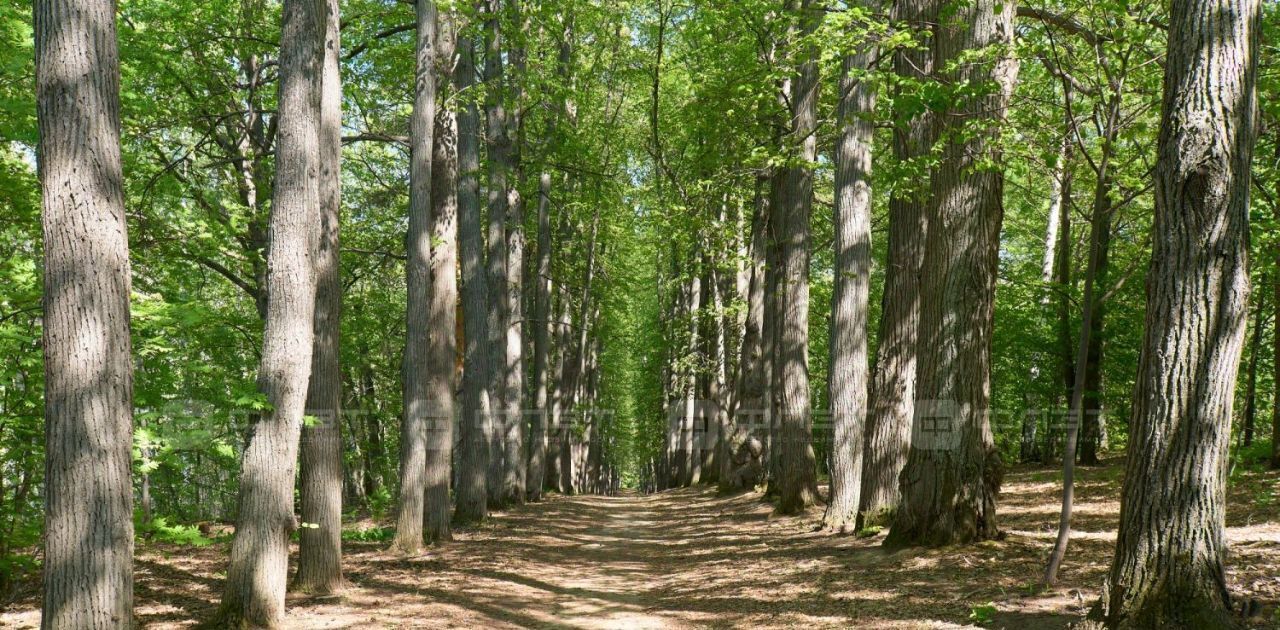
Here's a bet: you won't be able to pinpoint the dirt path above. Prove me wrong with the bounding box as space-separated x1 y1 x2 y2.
4 462 1278 628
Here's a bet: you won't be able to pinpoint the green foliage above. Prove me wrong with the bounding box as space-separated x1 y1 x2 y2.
136 515 217 547
968 602 998 626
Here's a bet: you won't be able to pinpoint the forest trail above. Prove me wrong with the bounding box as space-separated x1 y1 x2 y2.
4 461 1279 628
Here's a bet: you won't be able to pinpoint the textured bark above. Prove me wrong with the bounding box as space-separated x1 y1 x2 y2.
392 0 438 553
294 0 344 590
502 0 527 507
721 175 770 494
886 0 1016 548
35 0 134 624
858 0 934 526
424 12 459 543
528 173 553 500
482 0 511 508
1095 0 1260 626
775 0 820 515
454 35 493 525
763 171 783 498
823 40 876 531
219 0 324 624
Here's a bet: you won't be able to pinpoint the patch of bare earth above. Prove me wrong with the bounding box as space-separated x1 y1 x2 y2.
3 458 1278 628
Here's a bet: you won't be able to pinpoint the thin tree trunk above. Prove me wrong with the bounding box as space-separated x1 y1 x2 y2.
823 36 876 531
294 0 343 590
775 0 820 515
858 0 934 526
1042 137 1112 589
454 34 492 526
886 0 1017 547
1241 285 1264 448
219 0 324 623
1078 194 1111 466
1095 0 1260 625
35 0 134 624
528 173 553 500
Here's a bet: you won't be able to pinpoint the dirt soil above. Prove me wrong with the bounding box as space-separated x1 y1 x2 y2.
3 458 1279 629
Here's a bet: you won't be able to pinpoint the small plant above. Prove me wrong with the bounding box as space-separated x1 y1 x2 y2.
969 602 998 626
343 525 395 542
855 525 883 538
137 516 215 547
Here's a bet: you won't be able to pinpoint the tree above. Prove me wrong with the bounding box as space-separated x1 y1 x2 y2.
392 0 442 554
294 0 344 592
528 172 553 500
218 0 325 624
822 8 877 531
35 0 135 625
1094 0 1261 626
859 0 934 526
886 0 1017 547
775 0 821 515
482 0 512 508
424 8 461 543
455 33 493 525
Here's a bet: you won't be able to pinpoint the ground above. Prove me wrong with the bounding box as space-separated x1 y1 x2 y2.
3 459 1279 629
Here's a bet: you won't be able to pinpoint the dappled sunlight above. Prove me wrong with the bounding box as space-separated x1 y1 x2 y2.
3 461 1277 628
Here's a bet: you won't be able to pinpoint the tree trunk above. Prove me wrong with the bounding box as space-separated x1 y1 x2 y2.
859 0 934 526
294 0 344 590
1078 192 1111 466
424 11 459 543
392 0 438 553
886 0 1016 548
528 173 553 500
775 0 820 516
1095 1 1260 626
454 34 492 526
35 0 135 624
721 174 770 494
219 0 324 623
823 37 876 532
482 0 512 509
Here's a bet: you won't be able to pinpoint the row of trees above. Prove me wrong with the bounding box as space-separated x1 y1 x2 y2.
26 0 636 626
641 0 1268 627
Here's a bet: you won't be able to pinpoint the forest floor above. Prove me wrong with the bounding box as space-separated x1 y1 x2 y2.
3 457 1279 629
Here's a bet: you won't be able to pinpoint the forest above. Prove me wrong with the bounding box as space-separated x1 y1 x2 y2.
3 0 1280 627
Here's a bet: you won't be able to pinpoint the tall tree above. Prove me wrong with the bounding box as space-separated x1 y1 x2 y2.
502 0 527 506
886 0 1017 547
35 0 134 625
482 0 511 508
527 173 553 500
859 0 934 525
218 0 325 623
454 34 493 525
822 16 877 531
1095 0 1260 626
294 0 343 591
721 174 770 494
775 0 820 515
392 0 442 554
424 10 461 542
